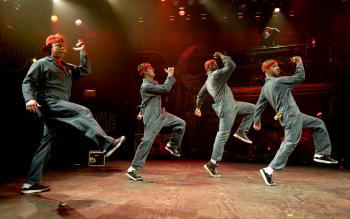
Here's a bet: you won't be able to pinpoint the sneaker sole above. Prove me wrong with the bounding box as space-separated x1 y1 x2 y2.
259 169 276 186
165 146 180 157
21 188 51 195
203 164 221 178
313 158 338 164
233 134 252 144
105 136 126 158
125 173 143 181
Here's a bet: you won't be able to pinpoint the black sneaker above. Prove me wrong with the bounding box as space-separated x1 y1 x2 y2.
313 155 338 164
21 183 51 195
233 131 252 144
126 170 143 181
204 161 221 177
165 142 180 157
259 168 276 186
103 136 126 158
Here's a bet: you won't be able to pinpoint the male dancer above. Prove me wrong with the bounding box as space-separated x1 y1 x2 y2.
254 56 338 186
126 63 186 181
21 34 125 194
195 52 255 177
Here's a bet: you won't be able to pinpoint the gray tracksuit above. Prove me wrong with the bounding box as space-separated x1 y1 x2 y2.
254 63 332 170
22 54 114 184
131 76 186 169
196 56 255 161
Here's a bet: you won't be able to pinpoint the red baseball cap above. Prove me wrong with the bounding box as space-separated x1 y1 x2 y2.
204 59 217 72
42 33 65 52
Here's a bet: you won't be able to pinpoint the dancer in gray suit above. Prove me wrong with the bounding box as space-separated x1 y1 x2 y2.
126 63 186 181
21 34 125 195
195 52 255 177
254 56 338 186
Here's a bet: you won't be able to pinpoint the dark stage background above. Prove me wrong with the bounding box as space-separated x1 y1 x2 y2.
1 0 349 180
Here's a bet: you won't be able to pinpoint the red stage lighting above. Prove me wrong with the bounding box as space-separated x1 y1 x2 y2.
316 111 322 118
311 38 316 47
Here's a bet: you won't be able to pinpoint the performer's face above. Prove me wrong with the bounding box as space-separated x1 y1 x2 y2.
145 65 155 78
208 62 218 72
51 42 66 59
268 63 281 77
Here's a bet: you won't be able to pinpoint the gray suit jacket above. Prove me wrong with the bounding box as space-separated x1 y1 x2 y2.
140 76 176 128
254 63 305 128
196 56 237 118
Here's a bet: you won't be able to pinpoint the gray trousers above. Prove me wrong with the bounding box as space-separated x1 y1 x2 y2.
26 99 114 184
132 112 186 169
269 113 332 171
211 101 255 161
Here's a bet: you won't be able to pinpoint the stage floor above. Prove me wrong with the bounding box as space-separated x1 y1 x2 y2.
1 160 349 219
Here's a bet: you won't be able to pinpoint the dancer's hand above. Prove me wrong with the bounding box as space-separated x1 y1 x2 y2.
25 100 41 113
73 39 87 54
164 67 174 76
253 122 261 131
194 108 202 117
213 52 224 59
136 112 143 120
290 56 302 64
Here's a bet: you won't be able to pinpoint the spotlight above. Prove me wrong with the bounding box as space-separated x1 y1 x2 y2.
51 15 58 23
178 6 185 16
255 11 261 19
14 3 21 11
32 58 37 63
75 19 82 26
288 10 295 17
274 8 280 13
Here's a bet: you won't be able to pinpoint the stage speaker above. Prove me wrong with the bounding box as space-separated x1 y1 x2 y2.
88 150 105 166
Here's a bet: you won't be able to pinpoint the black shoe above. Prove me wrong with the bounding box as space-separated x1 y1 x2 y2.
165 142 180 157
21 183 51 195
259 168 276 186
313 155 338 164
204 161 221 177
126 170 143 181
233 131 252 144
103 136 126 158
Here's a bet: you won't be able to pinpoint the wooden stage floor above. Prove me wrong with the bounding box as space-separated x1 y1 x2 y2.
0 160 349 219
